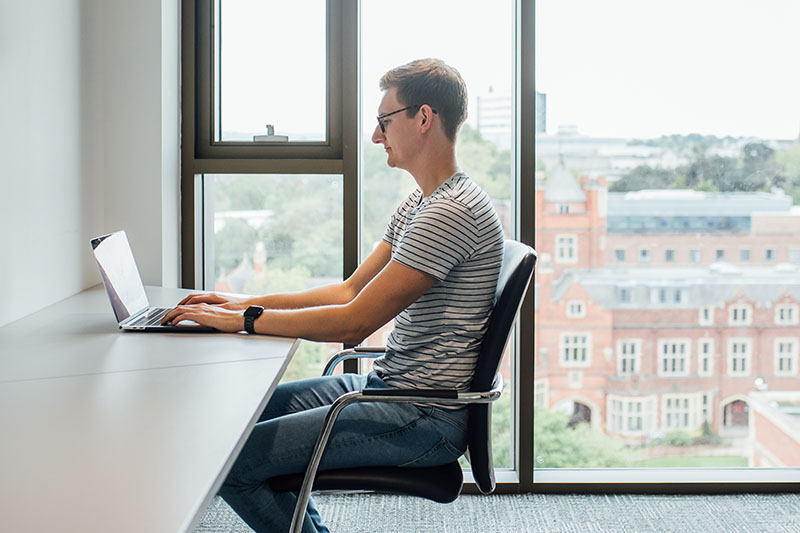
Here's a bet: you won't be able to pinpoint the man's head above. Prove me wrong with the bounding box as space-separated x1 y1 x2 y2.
378 58 468 143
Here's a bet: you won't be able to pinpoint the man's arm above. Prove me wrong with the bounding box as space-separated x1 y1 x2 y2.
174 241 394 310
162 241 437 342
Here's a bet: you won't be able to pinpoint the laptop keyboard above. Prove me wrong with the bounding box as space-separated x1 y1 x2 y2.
129 307 171 327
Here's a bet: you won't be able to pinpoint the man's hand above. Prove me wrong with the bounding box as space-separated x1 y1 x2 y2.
176 292 248 311
161 303 246 332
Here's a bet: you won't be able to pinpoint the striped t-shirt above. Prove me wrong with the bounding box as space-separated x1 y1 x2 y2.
373 172 504 393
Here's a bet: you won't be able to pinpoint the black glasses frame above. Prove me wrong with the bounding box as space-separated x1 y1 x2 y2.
376 105 437 133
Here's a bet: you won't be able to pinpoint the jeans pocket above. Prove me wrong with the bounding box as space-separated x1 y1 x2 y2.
399 437 464 468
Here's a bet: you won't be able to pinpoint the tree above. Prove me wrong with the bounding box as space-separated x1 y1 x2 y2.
533 405 628 468
609 165 675 192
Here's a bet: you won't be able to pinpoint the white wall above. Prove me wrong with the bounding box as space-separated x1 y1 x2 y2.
0 0 180 328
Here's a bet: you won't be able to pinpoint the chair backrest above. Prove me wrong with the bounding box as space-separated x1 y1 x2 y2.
468 240 536 494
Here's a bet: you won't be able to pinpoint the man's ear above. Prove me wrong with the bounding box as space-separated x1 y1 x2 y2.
419 105 435 133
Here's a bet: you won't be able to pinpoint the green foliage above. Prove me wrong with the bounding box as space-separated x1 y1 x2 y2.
456 124 511 200
647 425 723 448
612 136 793 194
533 405 628 468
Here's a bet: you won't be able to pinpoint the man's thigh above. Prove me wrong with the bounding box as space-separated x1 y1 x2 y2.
259 373 368 422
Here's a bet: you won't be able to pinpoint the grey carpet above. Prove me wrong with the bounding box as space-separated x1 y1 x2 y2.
195 492 800 532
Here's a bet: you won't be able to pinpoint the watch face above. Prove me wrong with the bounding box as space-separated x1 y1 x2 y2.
244 305 264 318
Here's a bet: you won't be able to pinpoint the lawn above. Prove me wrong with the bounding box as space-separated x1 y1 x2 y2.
631 456 748 468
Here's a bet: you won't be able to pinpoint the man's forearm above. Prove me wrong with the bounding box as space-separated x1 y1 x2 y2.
244 281 356 310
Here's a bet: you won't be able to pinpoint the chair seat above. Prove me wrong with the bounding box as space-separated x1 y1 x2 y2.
268 461 464 504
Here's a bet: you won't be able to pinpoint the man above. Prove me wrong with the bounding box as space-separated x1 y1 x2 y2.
163 58 504 533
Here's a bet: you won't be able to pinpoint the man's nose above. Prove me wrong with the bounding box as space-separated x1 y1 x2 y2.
371 124 384 144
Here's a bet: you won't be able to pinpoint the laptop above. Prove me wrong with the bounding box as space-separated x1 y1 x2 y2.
91 230 216 332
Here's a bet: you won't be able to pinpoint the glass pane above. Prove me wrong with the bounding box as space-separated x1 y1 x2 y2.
535 0 800 470
361 1 516 469
206 174 343 381
216 0 326 142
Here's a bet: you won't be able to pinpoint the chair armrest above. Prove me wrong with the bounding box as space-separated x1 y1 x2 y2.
288 374 504 533
322 347 386 376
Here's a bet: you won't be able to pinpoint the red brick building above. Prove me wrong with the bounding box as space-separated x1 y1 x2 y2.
534 162 800 451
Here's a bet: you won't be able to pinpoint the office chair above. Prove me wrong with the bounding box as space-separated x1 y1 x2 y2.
269 240 536 533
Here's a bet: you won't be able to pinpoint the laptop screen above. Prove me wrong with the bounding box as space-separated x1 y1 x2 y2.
91 231 149 323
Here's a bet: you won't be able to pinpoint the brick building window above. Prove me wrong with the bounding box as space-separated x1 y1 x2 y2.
790 248 800 263
775 338 798 376
639 248 651 263
690 249 701 263
607 395 655 436
727 338 752 376
658 339 690 376
663 395 694 429
555 234 577 264
614 249 625 262
618 287 631 304
739 248 750 262
616 339 642 375
560 333 591 367
698 339 714 376
715 249 725 261
699 305 715 326
775 304 798 325
566 300 586 318
765 248 776 262
534 378 549 406
728 303 752 326
665 249 675 262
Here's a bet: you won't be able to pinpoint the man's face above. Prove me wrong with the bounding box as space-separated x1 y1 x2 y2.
371 88 419 169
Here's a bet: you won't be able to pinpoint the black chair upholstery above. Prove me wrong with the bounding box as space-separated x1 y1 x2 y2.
268 240 536 532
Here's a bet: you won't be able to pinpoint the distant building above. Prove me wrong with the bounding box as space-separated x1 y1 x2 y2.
476 91 511 151
535 159 800 454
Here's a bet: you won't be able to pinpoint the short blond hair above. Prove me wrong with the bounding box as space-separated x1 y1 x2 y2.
379 58 468 143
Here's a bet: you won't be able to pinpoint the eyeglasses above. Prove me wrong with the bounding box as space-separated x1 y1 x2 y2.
376 105 437 133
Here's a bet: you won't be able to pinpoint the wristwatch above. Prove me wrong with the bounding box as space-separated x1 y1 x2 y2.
243 305 264 334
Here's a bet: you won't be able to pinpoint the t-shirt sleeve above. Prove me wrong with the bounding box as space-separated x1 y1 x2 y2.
391 199 477 281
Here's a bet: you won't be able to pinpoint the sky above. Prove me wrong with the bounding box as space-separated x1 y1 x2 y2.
219 0 800 142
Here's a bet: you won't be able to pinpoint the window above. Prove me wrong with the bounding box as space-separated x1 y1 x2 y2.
188 0 535 488
555 235 578 263
614 249 625 262
699 305 715 326
617 339 642 376
534 378 549 406
618 287 631 304
727 338 752 376
790 248 800 263
665 249 675 262
560 333 591 367
216 1 326 143
698 339 714 377
729 303 752 326
607 395 655 436
765 248 776 262
657 339 690 377
566 300 586 318
775 338 798 376
775 304 798 325
740 249 750 262
558 204 571 214
663 395 698 430
532 0 800 481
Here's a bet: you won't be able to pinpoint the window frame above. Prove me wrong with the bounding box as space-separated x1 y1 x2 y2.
183 0 535 495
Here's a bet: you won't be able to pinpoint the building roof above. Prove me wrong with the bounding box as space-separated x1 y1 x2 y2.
550 263 800 309
608 189 792 216
544 159 586 203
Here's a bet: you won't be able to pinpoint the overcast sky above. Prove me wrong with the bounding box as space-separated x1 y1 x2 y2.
220 0 800 142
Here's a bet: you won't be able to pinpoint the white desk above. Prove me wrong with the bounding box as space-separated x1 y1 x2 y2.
0 286 300 532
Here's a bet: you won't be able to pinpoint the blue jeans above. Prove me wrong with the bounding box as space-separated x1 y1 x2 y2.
219 371 469 533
